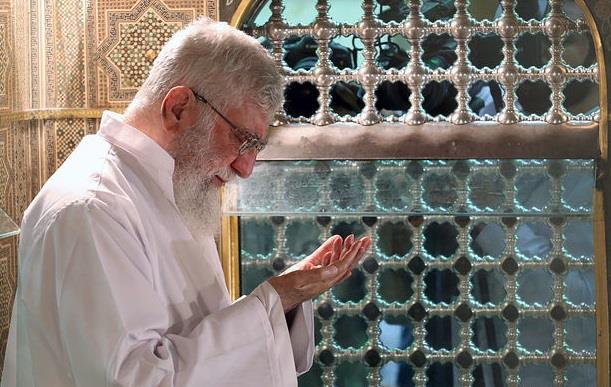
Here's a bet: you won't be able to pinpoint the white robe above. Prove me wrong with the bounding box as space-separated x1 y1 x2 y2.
2 111 314 387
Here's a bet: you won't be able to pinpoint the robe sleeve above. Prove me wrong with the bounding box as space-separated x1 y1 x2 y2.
250 282 314 375
35 198 308 387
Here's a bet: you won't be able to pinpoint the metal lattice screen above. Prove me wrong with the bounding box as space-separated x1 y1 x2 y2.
225 0 603 386
243 0 598 126
225 159 596 387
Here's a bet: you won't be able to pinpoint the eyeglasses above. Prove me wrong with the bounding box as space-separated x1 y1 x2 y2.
191 90 266 155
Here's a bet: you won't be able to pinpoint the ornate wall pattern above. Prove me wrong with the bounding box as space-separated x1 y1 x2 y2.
92 1 193 103
44 118 97 174
87 0 209 106
0 0 219 369
45 0 86 108
0 125 12 220
0 237 16 363
0 0 609 380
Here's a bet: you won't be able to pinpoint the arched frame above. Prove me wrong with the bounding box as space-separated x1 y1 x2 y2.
220 0 610 384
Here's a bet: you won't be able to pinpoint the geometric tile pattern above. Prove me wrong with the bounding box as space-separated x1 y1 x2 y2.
0 124 12 219
48 0 86 107
54 119 87 168
0 237 16 367
98 1 188 99
2 0 219 375
43 118 97 180
107 9 182 89
11 121 29 221
88 0 207 105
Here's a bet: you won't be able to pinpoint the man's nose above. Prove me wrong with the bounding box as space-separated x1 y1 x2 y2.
230 151 257 178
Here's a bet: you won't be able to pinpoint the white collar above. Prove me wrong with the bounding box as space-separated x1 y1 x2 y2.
97 111 176 203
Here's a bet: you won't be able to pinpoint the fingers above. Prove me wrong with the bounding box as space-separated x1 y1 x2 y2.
330 236 372 285
312 234 341 257
304 235 342 267
343 234 354 253
322 251 332 266
358 237 372 255
271 235 373 309
333 237 342 258
334 237 368 272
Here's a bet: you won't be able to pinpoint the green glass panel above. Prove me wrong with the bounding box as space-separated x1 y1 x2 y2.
233 158 596 387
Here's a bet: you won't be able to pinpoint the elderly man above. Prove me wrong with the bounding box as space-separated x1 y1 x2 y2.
2 18 371 387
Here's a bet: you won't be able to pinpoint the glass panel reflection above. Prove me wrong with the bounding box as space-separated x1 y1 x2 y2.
518 317 553 351
233 159 596 386
473 363 506 387
377 221 413 258
379 268 414 304
380 361 414 387
286 219 321 256
336 361 368 387
380 314 413 351
334 315 369 349
472 317 507 351
333 269 367 303
566 364 596 387
518 269 553 305
519 364 554 386
240 218 275 259
470 223 506 258
564 220 594 260
471 269 506 304
565 269 595 306
565 316 596 353
426 316 459 350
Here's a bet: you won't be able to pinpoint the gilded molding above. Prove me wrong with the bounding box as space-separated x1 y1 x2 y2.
0 108 122 125
229 0 252 27
220 215 240 300
574 1 610 385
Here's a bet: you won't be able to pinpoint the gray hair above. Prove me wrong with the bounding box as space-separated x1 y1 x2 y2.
130 17 282 121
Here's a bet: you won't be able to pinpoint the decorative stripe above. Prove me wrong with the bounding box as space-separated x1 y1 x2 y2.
0 108 122 123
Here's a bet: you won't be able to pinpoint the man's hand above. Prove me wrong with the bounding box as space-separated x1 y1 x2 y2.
267 234 372 313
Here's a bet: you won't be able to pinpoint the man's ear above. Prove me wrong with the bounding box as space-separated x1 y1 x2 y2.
160 86 199 135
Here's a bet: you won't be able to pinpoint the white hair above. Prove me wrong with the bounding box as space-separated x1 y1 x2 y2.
129 17 282 121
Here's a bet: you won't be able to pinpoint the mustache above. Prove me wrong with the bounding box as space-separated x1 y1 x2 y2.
216 168 237 183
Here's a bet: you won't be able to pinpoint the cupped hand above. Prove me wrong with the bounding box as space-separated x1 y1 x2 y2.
267 234 372 313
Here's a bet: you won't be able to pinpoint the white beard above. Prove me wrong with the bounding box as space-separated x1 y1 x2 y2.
173 170 222 239
171 121 223 240
171 119 238 240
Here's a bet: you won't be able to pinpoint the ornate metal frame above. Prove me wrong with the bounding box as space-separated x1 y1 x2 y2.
220 0 609 384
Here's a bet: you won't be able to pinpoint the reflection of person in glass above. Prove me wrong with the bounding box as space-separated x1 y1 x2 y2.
2 19 371 387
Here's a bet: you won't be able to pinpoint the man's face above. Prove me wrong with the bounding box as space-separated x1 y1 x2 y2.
172 102 268 237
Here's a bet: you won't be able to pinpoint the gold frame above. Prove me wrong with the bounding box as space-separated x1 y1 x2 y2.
220 215 241 300
0 108 123 125
222 0 258 302
229 0 254 27
222 0 610 383
575 1 610 384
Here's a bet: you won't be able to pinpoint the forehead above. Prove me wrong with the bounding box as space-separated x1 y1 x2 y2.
225 103 269 139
